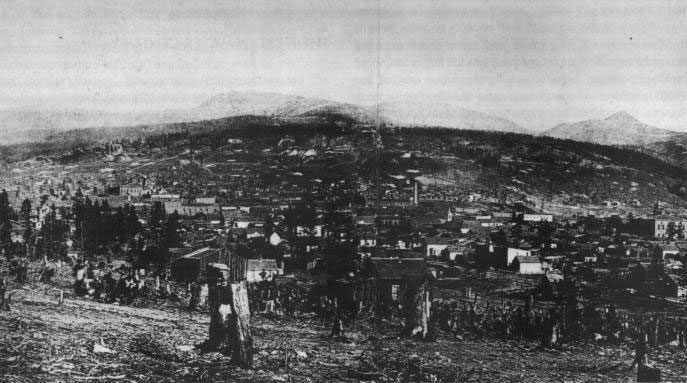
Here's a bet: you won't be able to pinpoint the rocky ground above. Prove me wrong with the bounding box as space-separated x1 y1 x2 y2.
4 283 687 383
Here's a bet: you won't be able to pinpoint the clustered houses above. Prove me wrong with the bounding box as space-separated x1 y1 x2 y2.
6 135 687 312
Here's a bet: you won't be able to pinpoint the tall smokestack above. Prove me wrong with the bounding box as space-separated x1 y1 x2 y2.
413 181 418 205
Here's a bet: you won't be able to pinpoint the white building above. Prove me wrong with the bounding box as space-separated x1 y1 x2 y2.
514 256 543 274
359 236 377 247
654 217 687 238
120 186 144 197
296 225 323 237
507 247 532 266
523 214 553 222
426 238 450 257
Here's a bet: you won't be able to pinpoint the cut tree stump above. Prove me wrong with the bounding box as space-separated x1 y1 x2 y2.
638 364 661 382
1 277 9 311
228 281 253 368
190 283 209 310
206 278 253 369
329 317 345 338
1 291 11 311
401 279 432 340
189 283 200 310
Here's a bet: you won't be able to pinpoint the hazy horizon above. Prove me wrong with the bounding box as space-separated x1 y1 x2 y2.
2 0 687 131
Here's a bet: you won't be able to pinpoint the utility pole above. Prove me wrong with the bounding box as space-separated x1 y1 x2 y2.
80 221 84 261
373 0 383 206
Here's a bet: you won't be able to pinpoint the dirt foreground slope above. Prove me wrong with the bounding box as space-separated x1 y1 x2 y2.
2 288 687 382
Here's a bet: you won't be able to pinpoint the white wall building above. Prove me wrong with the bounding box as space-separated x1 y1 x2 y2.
507 247 532 266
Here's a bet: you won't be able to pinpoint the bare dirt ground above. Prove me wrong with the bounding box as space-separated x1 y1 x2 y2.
3 284 687 382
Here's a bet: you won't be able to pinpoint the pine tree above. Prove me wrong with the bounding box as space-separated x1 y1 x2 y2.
40 205 67 260
0 190 11 245
678 222 685 240
666 221 676 240
264 214 274 237
149 201 165 232
218 209 226 227
19 199 31 225
127 205 142 239
114 206 126 241
164 210 181 248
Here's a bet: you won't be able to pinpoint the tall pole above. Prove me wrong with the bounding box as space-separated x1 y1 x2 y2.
81 221 84 261
374 0 382 206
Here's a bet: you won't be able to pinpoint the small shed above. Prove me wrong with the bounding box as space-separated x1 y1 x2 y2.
171 247 225 283
356 257 433 313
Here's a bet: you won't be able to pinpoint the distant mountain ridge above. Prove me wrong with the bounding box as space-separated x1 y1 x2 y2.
0 92 528 145
542 111 677 146
3 93 679 147
378 101 528 133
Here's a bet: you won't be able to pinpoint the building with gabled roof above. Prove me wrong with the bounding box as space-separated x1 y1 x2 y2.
513 255 543 274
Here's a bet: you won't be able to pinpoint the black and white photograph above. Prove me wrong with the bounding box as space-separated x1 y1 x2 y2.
1 1 687 382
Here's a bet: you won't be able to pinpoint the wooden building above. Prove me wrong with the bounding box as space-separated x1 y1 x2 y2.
171 245 248 283
351 257 433 314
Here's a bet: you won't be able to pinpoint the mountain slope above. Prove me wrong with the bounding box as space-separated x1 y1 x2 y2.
378 101 528 133
0 108 150 145
542 111 676 146
0 92 527 144
155 92 376 123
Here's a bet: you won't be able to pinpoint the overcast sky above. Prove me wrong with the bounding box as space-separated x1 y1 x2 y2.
1 0 687 131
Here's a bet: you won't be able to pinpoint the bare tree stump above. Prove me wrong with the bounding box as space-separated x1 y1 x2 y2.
228 281 253 368
1 277 8 311
199 283 209 308
638 364 661 382
401 279 432 340
189 282 200 310
188 283 209 310
1 291 10 311
58 290 64 306
206 280 253 369
329 317 345 339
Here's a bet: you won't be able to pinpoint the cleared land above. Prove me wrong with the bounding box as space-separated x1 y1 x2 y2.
3 279 687 382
